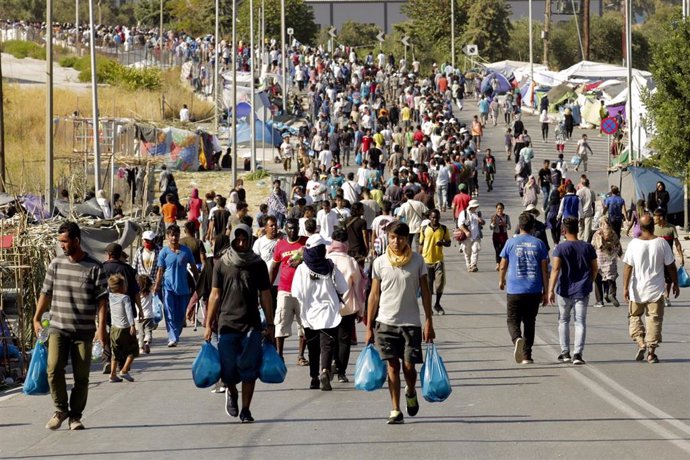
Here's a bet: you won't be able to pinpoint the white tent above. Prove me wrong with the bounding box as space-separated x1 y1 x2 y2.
556 60 652 82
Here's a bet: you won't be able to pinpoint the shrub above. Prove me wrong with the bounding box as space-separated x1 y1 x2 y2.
77 57 162 91
1 40 46 60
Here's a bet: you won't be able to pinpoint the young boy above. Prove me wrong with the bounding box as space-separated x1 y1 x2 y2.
136 274 155 354
108 275 139 382
161 193 177 228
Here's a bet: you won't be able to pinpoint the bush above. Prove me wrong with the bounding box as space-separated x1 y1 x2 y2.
58 56 78 68
77 57 162 91
1 40 46 60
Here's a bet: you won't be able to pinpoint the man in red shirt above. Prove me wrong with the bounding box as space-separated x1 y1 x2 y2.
270 218 308 365
452 184 472 220
361 129 373 157
413 126 424 144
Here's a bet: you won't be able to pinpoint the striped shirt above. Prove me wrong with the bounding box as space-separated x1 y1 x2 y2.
41 254 107 337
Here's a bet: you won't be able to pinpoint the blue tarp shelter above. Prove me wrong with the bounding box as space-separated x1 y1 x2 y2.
481 72 512 95
611 166 684 215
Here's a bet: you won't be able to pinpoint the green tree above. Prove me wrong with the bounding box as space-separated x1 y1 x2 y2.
462 0 512 62
644 14 690 184
549 19 582 70
236 0 318 45
134 0 171 27
506 18 544 64
337 22 380 48
401 0 467 66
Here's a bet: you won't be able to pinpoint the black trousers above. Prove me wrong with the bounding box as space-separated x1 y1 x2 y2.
304 327 338 379
594 273 617 303
334 313 357 375
506 293 542 356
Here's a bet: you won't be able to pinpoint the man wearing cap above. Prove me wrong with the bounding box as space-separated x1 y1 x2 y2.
458 199 485 272
154 224 199 347
451 183 471 220
519 204 551 252
205 224 274 423
133 231 161 283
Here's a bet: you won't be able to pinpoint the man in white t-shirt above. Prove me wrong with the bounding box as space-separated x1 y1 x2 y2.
280 136 294 172
318 148 333 171
252 215 281 298
397 189 428 249
179 104 190 122
316 200 340 239
622 215 679 364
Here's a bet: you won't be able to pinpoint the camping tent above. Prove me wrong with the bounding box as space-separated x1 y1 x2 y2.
610 166 684 216
480 72 512 95
235 119 284 147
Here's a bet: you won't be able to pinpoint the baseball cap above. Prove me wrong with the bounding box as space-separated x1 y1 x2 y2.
142 231 156 241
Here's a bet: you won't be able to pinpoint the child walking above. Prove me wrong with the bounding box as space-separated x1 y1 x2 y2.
108 275 139 382
136 275 155 355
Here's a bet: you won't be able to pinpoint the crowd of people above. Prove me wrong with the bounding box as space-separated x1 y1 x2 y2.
29 44 687 430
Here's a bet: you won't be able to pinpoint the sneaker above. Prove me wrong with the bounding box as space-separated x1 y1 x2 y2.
167 341 177 347
69 418 85 430
521 358 534 364
513 337 525 363
309 377 320 389
319 370 332 391
647 352 659 364
635 347 646 361
405 388 419 417
387 410 404 425
434 305 445 315
102 363 111 374
572 354 586 365
45 411 68 430
611 297 620 308
296 356 309 366
239 408 255 423
337 374 349 383
119 373 135 382
211 383 226 393
604 294 611 303
557 351 571 363
109 376 123 383
593 302 605 308
225 391 239 417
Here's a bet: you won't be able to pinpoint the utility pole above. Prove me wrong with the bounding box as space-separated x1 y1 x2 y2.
159 0 164 63
231 0 238 186
450 0 455 69
0 48 5 193
214 0 219 132
280 0 287 113
46 0 54 210
529 0 534 99
583 0 590 60
250 0 256 171
89 0 101 189
76 0 80 56
543 0 551 66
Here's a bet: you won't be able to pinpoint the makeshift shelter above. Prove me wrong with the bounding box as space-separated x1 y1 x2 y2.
546 84 578 110
610 166 684 219
480 72 512 96
235 119 284 147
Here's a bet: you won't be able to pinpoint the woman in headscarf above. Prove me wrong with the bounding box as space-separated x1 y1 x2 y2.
647 181 669 212
521 176 540 207
204 224 274 423
96 189 112 219
267 180 289 228
326 229 365 383
591 216 623 308
185 188 203 235
546 187 563 246
292 234 348 391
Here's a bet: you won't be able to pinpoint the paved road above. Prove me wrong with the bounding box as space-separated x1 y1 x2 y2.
2 106 690 459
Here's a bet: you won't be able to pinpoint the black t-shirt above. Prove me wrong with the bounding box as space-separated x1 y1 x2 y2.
369 147 382 166
538 168 552 188
346 216 368 258
212 258 271 334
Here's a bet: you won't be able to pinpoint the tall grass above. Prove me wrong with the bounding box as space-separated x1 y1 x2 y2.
2 70 213 194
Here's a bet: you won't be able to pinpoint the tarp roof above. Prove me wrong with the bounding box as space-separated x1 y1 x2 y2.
557 60 652 82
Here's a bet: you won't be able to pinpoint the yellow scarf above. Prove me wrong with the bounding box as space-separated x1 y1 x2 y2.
387 245 413 268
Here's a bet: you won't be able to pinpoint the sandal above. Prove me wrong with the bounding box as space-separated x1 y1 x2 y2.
297 356 309 366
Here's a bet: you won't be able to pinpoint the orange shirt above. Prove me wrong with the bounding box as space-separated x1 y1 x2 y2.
162 203 177 223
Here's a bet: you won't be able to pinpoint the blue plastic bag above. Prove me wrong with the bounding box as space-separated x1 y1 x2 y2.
259 342 287 384
420 343 452 403
191 341 221 388
678 266 690 288
23 343 49 395
152 296 164 324
355 152 363 166
354 344 387 391
570 155 581 166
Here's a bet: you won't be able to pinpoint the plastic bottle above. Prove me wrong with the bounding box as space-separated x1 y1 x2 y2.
92 341 104 362
36 313 50 344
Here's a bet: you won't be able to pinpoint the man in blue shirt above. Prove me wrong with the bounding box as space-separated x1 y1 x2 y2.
603 186 627 238
154 224 199 347
547 217 598 365
499 213 549 364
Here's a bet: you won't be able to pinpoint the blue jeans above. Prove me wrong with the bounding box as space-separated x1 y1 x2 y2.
218 330 263 385
557 294 589 355
163 290 190 344
541 185 550 211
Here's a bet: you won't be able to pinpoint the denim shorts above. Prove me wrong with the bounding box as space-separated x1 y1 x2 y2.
218 330 263 385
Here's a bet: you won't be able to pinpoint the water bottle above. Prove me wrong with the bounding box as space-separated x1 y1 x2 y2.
92 341 104 362
37 313 50 344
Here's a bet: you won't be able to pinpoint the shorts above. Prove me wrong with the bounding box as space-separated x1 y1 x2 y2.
275 291 305 338
110 326 139 363
218 329 263 385
375 323 423 364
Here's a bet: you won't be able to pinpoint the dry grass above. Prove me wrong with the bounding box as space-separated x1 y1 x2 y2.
2 69 214 194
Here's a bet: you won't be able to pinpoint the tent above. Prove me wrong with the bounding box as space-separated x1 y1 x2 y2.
235 119 284 147
546 83 578 110
610 166 684 216
480 72 512 95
